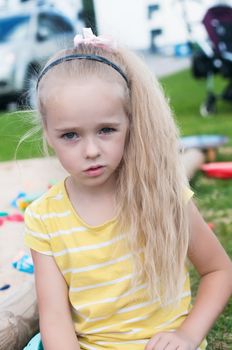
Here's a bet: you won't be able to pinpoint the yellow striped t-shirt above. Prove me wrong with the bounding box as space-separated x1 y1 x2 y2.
24 179 206 350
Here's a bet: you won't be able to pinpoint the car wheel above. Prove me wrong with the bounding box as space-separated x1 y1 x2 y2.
0 101 8 111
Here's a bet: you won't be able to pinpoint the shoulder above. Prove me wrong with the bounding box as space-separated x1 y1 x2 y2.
24 179 68 222
24 179 69 252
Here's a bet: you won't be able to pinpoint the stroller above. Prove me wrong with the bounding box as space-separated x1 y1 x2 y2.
192 3 232 116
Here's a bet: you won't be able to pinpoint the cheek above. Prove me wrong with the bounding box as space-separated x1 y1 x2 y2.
47 141 69 163
56 146 76 159
56 150 79 173
121 127 129 149
113 135 127 160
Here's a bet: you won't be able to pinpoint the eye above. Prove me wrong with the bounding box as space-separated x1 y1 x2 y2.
99 127 116 135
62 132 79 140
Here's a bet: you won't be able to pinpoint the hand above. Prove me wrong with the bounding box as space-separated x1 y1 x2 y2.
145 330 198 350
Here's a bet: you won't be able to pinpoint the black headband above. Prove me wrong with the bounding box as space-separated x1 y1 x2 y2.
37 54 129 88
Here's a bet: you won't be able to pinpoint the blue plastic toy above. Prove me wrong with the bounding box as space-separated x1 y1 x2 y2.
180 135 228 150
12 253 34 274
23 333 43 350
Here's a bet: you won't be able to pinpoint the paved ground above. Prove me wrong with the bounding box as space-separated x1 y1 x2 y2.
0 52 190 301
139 51 190 77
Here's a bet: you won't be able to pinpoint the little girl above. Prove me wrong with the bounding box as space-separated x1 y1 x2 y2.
24 28 232 350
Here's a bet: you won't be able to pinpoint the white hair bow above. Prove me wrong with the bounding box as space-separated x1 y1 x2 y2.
74 28 118 52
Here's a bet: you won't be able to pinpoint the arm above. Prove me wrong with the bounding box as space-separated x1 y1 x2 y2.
146 200 232 350
31 250 81 350
178 200 232 344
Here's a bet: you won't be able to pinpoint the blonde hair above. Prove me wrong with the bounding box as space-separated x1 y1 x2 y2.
36 44 190 305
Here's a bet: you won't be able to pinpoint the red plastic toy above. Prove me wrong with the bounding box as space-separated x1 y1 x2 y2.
201 162 232 179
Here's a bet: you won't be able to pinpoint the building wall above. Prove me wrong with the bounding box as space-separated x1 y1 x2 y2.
94 0 232 50
94 0 150 49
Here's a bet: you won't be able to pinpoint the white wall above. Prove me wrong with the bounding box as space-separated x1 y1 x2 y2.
94 0 150 49
94 0 232 50
152 0 207 46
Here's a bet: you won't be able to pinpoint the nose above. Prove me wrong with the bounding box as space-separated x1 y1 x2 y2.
84 137 100 159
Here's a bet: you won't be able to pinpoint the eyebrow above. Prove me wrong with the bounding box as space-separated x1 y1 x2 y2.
54 122 121 133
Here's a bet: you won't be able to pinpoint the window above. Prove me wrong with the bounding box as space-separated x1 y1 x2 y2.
0 15 30 42
38 13 73 38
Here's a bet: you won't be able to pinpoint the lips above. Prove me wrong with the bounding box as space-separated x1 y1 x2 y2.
84 165 105 177
86 165 103 171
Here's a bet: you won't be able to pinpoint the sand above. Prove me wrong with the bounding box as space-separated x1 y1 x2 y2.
0 157 67 301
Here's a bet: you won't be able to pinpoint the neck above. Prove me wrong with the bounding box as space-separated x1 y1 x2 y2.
65 175 117 226
67 175 117 200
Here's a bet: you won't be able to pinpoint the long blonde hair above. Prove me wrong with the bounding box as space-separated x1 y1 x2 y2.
36 44 190 305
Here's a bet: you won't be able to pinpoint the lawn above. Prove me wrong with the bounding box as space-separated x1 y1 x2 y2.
0 110 43 161
162 70 232 350
0 69 232 349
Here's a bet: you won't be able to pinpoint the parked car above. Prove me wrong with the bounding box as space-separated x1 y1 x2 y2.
0 6 76 109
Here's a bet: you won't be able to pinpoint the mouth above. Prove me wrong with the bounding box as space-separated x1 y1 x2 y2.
84 165 105 177
86 165 103 171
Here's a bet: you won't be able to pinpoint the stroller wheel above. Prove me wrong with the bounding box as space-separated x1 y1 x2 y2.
200 93 216 117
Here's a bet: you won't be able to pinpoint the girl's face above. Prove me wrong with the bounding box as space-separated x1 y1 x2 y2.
44 77 129 190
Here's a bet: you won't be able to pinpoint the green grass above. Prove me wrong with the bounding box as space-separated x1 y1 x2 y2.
162 69 232 144
189 174 232 350
0 69 232 349
161 70 232 350
0 110 43 161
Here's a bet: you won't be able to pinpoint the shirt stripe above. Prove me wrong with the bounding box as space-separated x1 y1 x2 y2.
85 314 151 335
78 341 97 350
63 253 132 275
54 233 126 257
26 209 71 219
72 283 147 312
70 273 132 293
